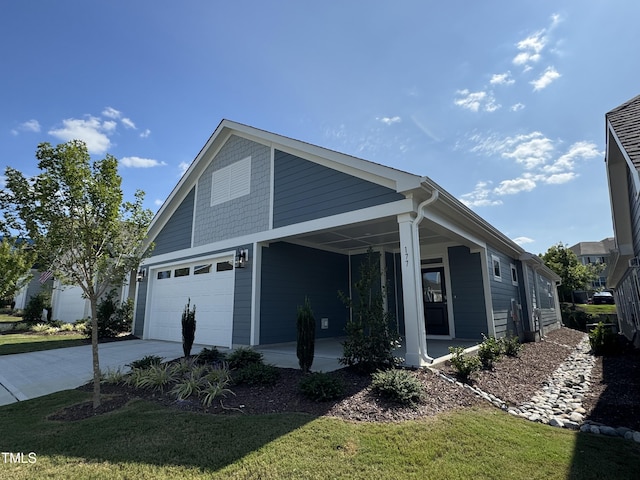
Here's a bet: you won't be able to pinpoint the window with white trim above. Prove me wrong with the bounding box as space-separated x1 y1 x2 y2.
492 255 501 281
510 264 518 286
211 156 252 206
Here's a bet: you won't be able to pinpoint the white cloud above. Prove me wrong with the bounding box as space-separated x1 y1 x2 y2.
460 181 503 207
512 236 535 246
178 161 190 176
544 172 577 184
140 129 151 138
121 117 136 129
531 66 561 91
454 90 500 113
48 116 113 154
511 103 525 112
494 176 537 195
0 175 5 189
102 107 121 119
378 116 401 125
490 72 515 86
11 119 41 135
121 156 167 168
543 141 600 174
154 199 164 207
502 134 555 169
513 30 547 67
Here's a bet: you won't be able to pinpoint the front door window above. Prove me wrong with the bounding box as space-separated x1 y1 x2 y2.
422 266 449 336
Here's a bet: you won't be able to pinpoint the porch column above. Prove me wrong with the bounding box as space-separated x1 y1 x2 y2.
397 213 431 366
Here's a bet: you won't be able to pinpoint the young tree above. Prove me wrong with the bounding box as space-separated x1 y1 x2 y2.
540 243 603 303
0 237 36 302
0 140 153 409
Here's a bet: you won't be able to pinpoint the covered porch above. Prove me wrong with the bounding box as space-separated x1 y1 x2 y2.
254 337 481 371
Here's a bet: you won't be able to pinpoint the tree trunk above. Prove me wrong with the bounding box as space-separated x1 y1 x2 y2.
90 295 101 410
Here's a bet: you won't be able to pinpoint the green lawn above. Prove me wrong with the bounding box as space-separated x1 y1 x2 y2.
0 391 638 479
577 304 617 315
0 313 22 323
0 333 87 355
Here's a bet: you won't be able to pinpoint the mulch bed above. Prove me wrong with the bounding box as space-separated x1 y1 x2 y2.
51 327 640 430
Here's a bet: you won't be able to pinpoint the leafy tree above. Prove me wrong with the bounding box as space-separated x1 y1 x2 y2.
540 243 603 303
0 237 36 302
0 140 153 409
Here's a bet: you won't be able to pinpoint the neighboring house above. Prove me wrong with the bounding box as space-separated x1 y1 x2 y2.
134 120 562 366
12 269 53 311
605 94 640 347
569 238 614 302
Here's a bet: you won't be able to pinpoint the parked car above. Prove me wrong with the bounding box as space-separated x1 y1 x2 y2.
592 291 615 305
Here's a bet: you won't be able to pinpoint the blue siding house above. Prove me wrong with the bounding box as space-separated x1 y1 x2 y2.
134 120 562 366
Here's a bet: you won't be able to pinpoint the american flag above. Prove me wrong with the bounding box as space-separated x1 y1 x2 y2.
39 271 53 284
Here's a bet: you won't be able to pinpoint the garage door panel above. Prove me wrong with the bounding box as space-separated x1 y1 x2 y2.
147 256 235 348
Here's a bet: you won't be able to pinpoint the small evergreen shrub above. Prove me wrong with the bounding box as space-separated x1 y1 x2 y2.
101 367 126 385
233 363 280 386
135 363 178 392
500 335 523 357
371 369 425 406
181 299 196 358
59 322 75 332
296 296 315 373
170 369 209 400
23 291 52 324
228 347 263 369
448 346 481 383
31 322 51 333
299 372 345 402
127 354 163 370
589 322 617 355
197 347 227 365
478 334 503 369
85 293 133 339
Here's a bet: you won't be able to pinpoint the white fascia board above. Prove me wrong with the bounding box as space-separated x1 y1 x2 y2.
142 198 414 266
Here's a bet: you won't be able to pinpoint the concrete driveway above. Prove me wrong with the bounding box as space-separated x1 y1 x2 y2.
0 340 191 407
0 338 344 407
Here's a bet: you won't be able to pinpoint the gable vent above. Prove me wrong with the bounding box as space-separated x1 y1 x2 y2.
211 156 252 206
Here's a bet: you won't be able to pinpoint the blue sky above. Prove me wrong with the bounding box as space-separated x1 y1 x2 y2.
2 1 638 255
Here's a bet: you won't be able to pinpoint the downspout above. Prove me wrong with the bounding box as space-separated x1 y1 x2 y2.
412 189 440 360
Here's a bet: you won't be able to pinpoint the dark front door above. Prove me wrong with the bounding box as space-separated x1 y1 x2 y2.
422 267 449 336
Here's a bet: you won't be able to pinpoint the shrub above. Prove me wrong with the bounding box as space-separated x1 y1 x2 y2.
296 296 315 373
299 372 345 402
233 363 280 386
23 291 52 324
197 347 227 365
227 347 263 369
31 322 53 333
128 354 163 370
169 357 200 377
501 335 523 357
170 369 208 400
85 292 133 339
60 322 75 332
477 334 503 369
371 369 425 406
135 363 178 392
339 248 402 372
448 346 481 383
589 322 617 355
200 381 235 409
181 299 196 358
101 367 126 385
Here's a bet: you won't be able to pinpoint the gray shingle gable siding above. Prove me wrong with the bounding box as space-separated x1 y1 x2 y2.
151 187 195 257
194 135 270 245
273 150 405 228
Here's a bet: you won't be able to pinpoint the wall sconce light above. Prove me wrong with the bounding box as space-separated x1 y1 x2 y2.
136 269 146 282
235 248 249 268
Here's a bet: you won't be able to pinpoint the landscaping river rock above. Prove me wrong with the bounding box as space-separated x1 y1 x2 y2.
434 336 640 443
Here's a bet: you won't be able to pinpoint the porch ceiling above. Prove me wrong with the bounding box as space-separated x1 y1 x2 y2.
282 216 453 253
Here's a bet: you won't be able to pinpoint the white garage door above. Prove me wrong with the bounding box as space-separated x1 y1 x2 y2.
147 257 235 348
53 284 90 323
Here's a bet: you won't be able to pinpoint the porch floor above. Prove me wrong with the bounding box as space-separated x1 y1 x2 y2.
253 337 480 372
